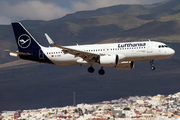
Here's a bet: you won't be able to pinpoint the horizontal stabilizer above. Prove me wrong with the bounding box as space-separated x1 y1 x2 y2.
4 50 30 55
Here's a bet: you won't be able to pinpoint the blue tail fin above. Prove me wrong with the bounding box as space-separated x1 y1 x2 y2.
12 22 41 52
11 22 54 64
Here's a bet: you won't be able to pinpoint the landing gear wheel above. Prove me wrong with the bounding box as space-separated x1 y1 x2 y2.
150 60 155 70
151 66 155 70
88 66 94 73
98 69 105 75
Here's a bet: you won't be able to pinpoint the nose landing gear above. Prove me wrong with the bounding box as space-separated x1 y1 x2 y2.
150 60 155 70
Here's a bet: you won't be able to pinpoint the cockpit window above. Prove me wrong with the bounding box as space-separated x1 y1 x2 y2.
158 45 168 48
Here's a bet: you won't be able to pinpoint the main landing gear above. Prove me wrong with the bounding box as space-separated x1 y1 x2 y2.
88 66 94 73
150 60 155 70
98 67 105 75
87 66 105 75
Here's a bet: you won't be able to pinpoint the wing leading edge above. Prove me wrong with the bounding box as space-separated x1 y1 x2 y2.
45 33 100 63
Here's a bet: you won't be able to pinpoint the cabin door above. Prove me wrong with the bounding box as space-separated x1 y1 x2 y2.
147 42 153 53
39 49 44 59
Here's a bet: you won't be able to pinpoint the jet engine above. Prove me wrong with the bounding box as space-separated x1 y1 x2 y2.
100 55 119 67
116 61 134 70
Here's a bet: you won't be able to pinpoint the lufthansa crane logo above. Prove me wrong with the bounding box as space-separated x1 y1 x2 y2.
18 34 31 48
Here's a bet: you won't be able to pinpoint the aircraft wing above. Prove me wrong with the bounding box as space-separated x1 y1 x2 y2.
45 34 100 62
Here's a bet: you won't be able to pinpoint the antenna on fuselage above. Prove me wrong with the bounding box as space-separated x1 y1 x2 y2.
148 39 151 42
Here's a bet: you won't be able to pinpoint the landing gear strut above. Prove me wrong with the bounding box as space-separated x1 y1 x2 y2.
150 60 155 70
88 66 94 73
98 67 105 75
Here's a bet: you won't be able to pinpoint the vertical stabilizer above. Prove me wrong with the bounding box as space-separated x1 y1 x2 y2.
12 22 42 52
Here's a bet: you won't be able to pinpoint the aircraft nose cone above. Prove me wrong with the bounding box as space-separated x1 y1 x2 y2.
171 49 175 55
169 48 175 56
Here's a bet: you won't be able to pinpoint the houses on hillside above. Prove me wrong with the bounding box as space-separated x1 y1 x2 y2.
2 92 180 120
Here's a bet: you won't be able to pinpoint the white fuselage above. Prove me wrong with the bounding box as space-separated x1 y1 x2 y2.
41 41 175 66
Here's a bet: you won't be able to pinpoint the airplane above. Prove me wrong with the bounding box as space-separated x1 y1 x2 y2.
5 22 175 75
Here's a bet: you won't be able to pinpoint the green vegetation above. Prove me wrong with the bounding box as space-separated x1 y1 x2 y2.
159 13 180 21
123 5 150 16
94 13 148 30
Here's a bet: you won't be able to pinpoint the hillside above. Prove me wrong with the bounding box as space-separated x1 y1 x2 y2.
1 0 180 64
0 42 179 111
117 20 180 42
0 0 180 111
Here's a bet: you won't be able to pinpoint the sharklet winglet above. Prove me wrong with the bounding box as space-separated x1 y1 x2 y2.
45 33 54 45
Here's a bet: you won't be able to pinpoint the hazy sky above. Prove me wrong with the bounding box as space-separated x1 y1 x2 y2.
0 0 167 25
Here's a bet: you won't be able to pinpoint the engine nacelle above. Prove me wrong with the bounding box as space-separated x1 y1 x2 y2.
116 61 134 70
100 55 118 67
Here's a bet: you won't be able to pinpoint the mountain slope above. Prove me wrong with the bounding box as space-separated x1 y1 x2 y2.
0 0 180 111
1 0 180 64
118 20 180 42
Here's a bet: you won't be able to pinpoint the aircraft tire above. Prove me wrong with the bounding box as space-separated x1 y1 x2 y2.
151 66 155 70
88 66 94 73
98 69 105 75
